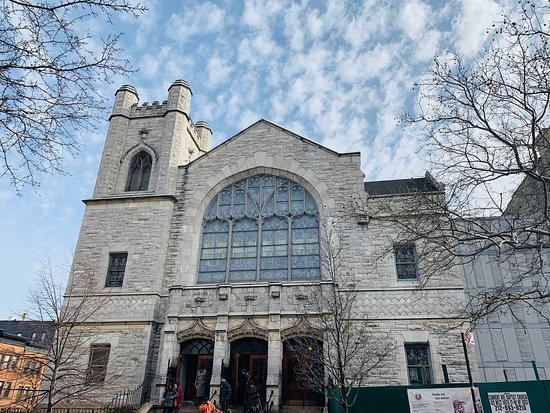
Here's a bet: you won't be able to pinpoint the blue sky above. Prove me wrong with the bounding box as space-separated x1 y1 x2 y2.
0 0 517 318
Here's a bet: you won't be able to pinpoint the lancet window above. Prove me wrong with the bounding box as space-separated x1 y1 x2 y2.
126 151 152 191
198 175 320 283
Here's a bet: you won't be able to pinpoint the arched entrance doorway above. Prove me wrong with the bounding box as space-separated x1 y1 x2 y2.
180 338 214 401
282 337 324 406
230 338 268 407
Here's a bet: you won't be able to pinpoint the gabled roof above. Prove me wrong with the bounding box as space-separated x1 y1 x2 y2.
185 119 360 168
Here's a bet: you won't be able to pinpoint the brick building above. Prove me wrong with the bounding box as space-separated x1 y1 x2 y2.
65 80 474 410
0 329 49 410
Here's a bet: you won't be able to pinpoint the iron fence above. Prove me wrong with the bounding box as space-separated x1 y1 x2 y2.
1 380 149 413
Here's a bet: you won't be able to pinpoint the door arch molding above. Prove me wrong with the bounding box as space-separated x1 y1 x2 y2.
227 316 268 342
177 317 215 342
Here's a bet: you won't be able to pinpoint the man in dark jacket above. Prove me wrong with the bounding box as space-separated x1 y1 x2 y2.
162 384 178 413
220 378 232 413
244 380 259 413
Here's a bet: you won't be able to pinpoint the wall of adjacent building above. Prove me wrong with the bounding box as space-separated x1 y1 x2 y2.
461 247 550 381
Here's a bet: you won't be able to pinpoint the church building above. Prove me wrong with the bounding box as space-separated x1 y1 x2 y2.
66 80 473 410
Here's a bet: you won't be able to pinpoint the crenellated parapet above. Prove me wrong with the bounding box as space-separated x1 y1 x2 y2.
94 80 212 197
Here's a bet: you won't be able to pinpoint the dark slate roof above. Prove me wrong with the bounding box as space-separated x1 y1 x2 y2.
364 177 441 196
0 329 33 346
0 320 55 348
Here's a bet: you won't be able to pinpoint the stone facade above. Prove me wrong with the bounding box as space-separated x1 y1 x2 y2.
66 81 475 409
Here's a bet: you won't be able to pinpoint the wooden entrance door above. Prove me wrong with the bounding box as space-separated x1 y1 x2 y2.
184 355 213 401
230 338 269 406
282 355 323 406
250 355 268 404
230 354 268 405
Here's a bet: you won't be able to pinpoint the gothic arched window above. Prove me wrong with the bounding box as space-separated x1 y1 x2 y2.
198 175 320 283
126 151 152 191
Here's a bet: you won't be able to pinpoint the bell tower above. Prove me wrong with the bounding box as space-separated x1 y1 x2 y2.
69 81 212 403
93 80 212 197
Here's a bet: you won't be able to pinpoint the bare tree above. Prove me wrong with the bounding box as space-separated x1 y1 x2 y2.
0 0 146 194
288 224 395 413
12 257 120 412
385 0 550 325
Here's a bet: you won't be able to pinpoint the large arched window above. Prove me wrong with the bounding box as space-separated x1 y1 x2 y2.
126 151 152 191
198 175 320 283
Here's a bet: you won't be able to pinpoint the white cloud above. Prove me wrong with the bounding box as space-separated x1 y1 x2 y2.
337 43 396 83
124 0 161 49
414 29 442 62
239 108 262 130
238 29 281 64
242 0 265 29
453 0 502 57
139 45 173 78
398 0 433 40
282 3 306 51
207 56 234 87
242 0 288 29
166 2 225 42
343 1 391 50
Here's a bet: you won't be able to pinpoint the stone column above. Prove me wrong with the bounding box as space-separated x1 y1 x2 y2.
210 315 229 404
266 314 282 412
155 320 179 403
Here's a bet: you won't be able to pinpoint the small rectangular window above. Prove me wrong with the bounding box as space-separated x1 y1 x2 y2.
3 382 11 398
405 344 432 384
1 355 11 370
86 344 110 383
395 244 418 280
9 355 19 370
106 253 127 287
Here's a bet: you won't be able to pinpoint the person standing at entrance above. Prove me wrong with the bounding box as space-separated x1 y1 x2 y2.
220 378 232 413
244 380 259 413
162 384 178 413
195 364 208 403
173 383 183 412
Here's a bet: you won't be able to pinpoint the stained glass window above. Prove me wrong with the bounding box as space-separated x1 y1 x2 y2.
105 253 127 287
405 344 431 384
395 244 418 280
232 338 268 354
198 175 320 283
181 339 214 355
126 151 152 191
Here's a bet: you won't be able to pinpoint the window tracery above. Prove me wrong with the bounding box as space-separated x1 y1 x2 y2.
198 175 320 283
126 151 152 191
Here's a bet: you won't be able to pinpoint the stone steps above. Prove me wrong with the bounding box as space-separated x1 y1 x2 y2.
280 406 324 413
